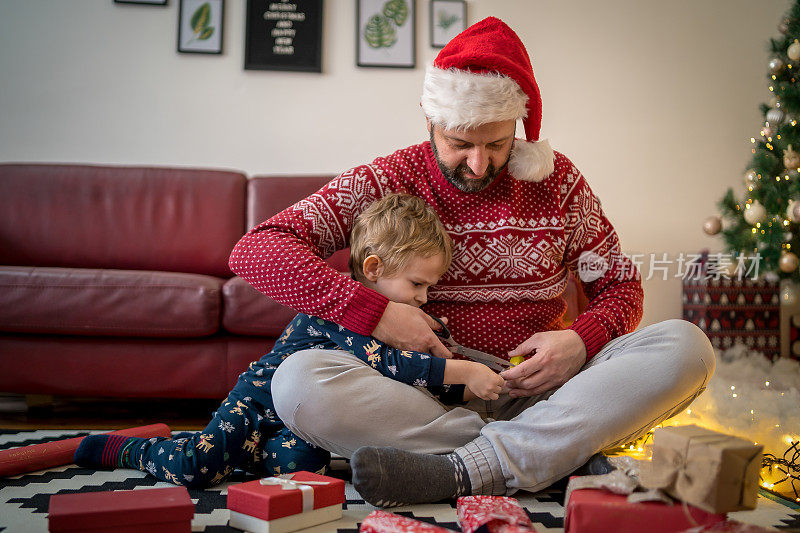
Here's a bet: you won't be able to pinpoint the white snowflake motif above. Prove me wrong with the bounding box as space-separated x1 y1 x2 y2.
338 325 344 332
345 336 353 346
256 369 264 376
307 325 323 337
413 378 428 386
388 365 397 375
325 332 331 338
265 409 276 420
243 396 252 402
184 474 194 482
146 461 156 475
420 354 430 359
257 413 264 422
219 420 236 433
149 438 159 444
158 447 165 455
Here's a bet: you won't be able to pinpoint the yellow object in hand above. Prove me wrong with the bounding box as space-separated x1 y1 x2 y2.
509 356 525 367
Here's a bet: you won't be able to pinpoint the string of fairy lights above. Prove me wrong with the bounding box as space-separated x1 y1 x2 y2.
611 375 800 503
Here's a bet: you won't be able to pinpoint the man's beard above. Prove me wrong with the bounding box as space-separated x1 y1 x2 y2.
429 130 508 193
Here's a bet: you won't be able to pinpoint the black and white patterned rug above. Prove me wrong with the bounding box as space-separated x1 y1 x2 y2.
1 429 798 532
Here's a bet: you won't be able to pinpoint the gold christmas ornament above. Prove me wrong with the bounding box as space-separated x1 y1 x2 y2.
703 216 722 235
790 40 800 61
743 200 767 225
780 251 799 273
784 145 800 169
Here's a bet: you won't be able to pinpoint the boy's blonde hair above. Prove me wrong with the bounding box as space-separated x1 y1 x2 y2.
349 194 452 282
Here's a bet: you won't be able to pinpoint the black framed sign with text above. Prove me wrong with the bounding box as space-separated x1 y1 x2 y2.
245 0 323 72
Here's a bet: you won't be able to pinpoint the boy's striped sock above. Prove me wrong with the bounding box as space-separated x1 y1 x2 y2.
74 435 139 469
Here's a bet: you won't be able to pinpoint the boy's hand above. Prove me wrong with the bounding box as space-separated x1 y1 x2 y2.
462 386 476 402
464 363 505 401
500 330 587 397
372 301 453 359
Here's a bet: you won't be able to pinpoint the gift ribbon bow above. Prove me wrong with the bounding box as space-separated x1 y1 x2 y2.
260 474 331 512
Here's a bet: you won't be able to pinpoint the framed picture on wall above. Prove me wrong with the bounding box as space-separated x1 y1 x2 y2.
244 0 323 72
357 0 415 68
115 0 168 5
430 0 465 48
177 0 224 54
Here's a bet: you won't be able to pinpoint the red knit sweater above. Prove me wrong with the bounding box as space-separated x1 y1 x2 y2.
229 141 643 360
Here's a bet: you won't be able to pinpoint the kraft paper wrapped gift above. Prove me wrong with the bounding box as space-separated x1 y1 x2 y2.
640 425 763 514
227 471 345 533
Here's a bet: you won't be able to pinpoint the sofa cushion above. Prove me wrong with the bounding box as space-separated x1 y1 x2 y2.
0 334 249 398
0 164 246 277
222 276 298 336
248 175 349 272
0 266 223 337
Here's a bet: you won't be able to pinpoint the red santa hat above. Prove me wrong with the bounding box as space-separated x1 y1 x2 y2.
421 17 554 182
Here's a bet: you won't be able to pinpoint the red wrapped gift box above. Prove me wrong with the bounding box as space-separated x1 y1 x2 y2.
48 486 194 532
564 485 726 533
456 496 537 533
360 510 456 532
227 471 345 533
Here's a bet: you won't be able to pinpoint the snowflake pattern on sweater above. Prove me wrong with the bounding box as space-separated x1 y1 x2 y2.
229 141 643 360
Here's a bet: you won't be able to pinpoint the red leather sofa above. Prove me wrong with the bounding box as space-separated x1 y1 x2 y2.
0 163 586 400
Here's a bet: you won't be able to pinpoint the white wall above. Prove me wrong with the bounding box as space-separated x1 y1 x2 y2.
0 0 791 327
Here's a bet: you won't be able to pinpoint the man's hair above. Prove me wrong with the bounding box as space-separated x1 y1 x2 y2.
349 193 452 282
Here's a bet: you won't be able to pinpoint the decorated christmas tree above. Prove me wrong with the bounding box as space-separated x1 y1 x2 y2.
708 1 800 295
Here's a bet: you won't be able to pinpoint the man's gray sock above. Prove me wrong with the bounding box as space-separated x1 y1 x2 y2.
351 446 470 508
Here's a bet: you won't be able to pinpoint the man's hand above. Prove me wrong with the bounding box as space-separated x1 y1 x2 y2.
371 301 453 359
499 330 587 397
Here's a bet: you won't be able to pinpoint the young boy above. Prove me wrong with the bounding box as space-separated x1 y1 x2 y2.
74 193 504 488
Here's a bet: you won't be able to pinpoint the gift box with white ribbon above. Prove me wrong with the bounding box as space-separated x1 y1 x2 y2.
227 471 345 533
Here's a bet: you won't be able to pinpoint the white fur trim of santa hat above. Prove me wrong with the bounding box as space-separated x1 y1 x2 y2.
421 65 528 131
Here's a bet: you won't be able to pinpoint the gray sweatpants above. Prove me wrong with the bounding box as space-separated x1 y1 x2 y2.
271 319 715 495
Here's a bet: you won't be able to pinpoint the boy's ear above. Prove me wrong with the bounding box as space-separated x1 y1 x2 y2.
362 255 384 282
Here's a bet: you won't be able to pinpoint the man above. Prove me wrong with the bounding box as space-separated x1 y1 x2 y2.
229 17 715 506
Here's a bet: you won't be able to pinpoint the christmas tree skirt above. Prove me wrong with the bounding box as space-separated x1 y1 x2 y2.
1 429 798 532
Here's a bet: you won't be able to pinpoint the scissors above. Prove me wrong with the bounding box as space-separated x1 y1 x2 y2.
428 315 511 372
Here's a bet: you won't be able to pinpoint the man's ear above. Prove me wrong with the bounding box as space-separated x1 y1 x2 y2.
426 117 432 135
362 254 384 282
